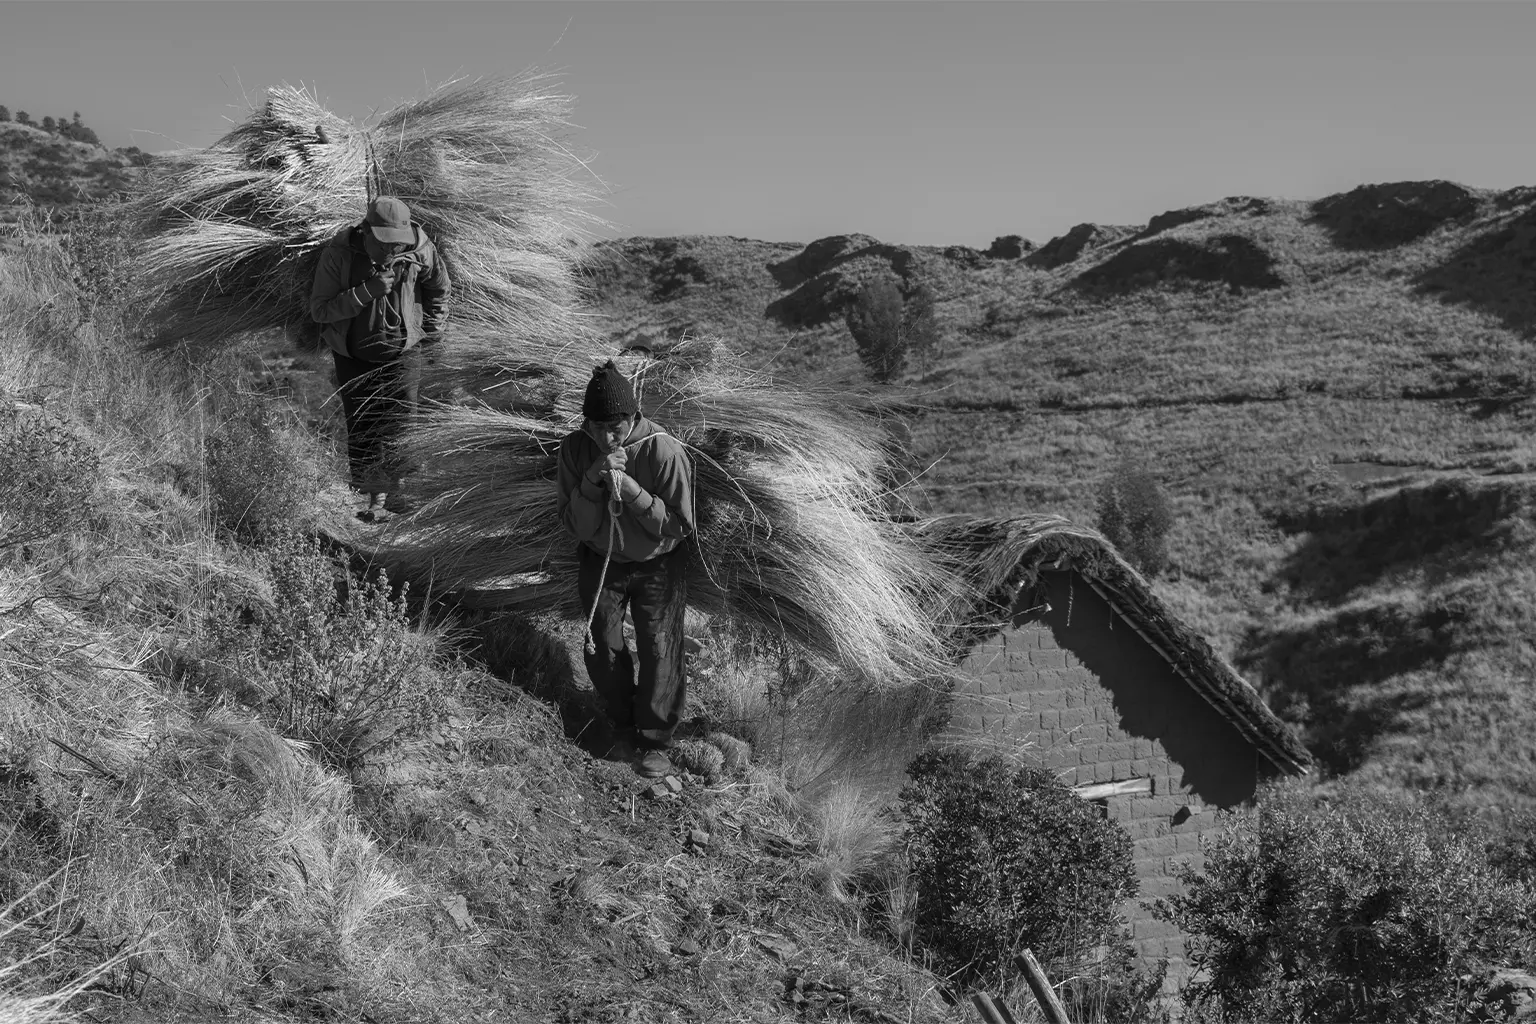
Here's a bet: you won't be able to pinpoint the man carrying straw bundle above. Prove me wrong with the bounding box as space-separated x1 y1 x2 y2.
557 362 696 779
309 196 451 521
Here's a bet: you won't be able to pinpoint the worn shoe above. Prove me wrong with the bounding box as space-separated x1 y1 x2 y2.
355 491 387 523
383 491 414 515
634 748 675 779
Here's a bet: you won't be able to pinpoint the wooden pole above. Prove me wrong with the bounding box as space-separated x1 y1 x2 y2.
970 992 1011 1024
1015 950 1073 1024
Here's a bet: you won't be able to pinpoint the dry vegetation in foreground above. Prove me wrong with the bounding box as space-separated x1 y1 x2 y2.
0 221 979 1023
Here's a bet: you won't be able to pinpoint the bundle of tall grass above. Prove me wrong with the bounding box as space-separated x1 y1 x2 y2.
384 338 966 684
132 73 606 383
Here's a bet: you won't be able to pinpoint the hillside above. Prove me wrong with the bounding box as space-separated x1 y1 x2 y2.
10 159 1536 1019
0 119 147 220
0 229 963 1023
581 181 1536 834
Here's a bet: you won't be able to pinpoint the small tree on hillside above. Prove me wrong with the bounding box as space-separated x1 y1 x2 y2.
847 278 904 381
15 111 32 127
846 278 942 383
902 282 941 372
40 116 55 133
0 106 10 123
900 749 1165 1018
1096 459 1175 577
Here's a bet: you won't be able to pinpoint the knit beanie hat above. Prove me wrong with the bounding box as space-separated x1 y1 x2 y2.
582 360 638 421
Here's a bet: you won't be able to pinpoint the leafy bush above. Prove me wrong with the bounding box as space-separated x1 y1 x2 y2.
845 279 940 382
0 406 98 553
1095 460 1175 576
987 235 1028 260
1160 782 1536 1023
1481 807 1536 887
244 535 453 772
898 749 1141 991
204 397 310 545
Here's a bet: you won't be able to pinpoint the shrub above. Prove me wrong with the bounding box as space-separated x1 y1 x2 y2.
238 534 453 772
845 278 941 382
898 749 1140 991
0 406 98 553
1160 782 1536 1023
902 282 941 371
987 235 1028 260
203 396 310 545
1095 459 1175 576
1481 807 1536 887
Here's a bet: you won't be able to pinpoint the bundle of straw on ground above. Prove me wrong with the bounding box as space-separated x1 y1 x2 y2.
132 73 607 389
384 338 967 684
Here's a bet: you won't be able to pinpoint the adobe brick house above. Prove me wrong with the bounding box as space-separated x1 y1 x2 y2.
914 514 1312 994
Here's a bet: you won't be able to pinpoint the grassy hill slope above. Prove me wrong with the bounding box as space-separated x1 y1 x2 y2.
0 227 958 1024
582 180 1536 836
0 120 146 221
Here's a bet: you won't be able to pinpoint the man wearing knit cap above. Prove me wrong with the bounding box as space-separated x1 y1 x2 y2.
309 195 451 520
556 361 697 778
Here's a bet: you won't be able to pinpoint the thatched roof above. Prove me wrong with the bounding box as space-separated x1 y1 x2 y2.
911 513 1312 776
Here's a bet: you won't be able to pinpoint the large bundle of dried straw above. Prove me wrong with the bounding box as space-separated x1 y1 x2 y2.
132 75 964 684
387 338 964 683
133 73 606 386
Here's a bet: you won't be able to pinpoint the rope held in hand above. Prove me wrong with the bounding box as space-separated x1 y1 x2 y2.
584 470 625 656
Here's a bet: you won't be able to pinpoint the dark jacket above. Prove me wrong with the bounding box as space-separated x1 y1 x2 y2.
556 416 696 563
308 223 450 360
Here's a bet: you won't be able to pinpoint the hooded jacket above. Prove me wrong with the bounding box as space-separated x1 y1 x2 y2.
308 223 451 360
556 416 696 564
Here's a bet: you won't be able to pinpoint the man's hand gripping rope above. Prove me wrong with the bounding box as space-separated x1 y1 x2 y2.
584 470 626 656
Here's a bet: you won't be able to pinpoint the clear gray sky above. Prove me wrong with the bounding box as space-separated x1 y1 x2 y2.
3 1 1534 247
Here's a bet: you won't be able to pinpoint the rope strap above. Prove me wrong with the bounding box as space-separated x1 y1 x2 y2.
584 472 626 656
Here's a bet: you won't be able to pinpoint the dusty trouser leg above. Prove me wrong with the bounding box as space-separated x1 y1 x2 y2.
629 548 688 750
333 352 392 493
577 545 638 734
333 349 423 494
376 346 422 489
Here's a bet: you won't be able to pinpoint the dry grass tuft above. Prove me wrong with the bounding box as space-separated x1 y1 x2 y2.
804 781 897 904
705 731 753 775
671 738 727 781
0 885 114 1024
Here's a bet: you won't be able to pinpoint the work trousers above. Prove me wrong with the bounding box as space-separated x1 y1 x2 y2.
576 544 688 749
332 348 421 493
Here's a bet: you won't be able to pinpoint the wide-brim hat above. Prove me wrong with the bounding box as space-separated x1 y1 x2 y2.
365 196 415 244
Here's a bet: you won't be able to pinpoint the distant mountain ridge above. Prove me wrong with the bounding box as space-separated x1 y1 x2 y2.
580 179 1523 375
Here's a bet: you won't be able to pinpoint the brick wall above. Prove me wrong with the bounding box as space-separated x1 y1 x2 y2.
943 570 1263 995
